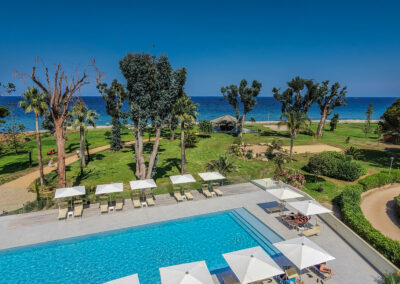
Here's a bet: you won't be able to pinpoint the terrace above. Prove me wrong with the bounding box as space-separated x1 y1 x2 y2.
0 182 381 283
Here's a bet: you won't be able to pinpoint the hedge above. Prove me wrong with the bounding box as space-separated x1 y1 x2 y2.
339 170 400 268
306 152 364 181
396 194 400 219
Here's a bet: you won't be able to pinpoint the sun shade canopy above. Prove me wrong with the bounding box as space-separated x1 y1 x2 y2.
273 236 335 270
266 187 303 200
252 178 280 190
95 183 124 195
55 186 86 199
129 179 157 190
286 200 332 216
223 246 284 284
198 172 226 181
104 273 140 284
159 261 214 284
169 174 196 185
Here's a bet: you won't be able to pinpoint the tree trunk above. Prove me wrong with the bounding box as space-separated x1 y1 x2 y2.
55 121 67 188
316 106 328 137
80 126 86 167
289 131 294 162
146 127 161 179
170 128 175 141
180 122 186 174
136 122 146 180
238 113 246 137
134 125 140 177
35 113 44 186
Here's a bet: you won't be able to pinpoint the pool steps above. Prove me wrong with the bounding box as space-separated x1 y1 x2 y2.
229 208 282 257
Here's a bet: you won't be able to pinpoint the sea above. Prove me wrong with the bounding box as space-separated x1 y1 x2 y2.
0 96 398 131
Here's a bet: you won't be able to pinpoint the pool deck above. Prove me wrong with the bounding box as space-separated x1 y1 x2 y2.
0 183 381 283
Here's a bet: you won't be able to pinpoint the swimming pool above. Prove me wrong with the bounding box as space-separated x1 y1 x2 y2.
0 209 282 284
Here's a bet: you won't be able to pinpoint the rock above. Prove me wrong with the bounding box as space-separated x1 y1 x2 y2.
261 158 269 162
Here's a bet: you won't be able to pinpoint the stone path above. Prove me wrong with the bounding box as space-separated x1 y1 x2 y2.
361 184 400 241
0 143 132 212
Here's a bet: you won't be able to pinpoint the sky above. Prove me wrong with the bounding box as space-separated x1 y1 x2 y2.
0 0 399 97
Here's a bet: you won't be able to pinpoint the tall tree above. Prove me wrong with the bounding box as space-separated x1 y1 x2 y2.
120 53 186 179
366 103 374 133
30 62 92 188
174 95 198 174
221 79 262 137
315 81 347 137
273 76 319 138
70 98 98 168
97 80 127 151
379 98 400 133
18 87 48 186
280 111 312 162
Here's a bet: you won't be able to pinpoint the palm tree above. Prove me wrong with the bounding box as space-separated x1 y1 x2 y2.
19 87 48 186
70 98 98 168
206 155 237 176
280 111 312 162
174 95 198 174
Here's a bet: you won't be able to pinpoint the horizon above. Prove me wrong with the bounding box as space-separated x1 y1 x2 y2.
1 0 400 98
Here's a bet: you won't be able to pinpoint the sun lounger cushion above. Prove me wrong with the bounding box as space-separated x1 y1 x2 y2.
265 203 284 213
133 198 141 208
174 192 183 202
58 208 68 220
214 188 223 196
302 225 322 237
146 196 155 206
100 201 108 213
116 198 123 210
184 191 193 200
74 205 83 217
203 189 212 198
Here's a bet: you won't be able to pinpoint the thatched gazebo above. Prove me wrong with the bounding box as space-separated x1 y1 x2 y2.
210 115 237 131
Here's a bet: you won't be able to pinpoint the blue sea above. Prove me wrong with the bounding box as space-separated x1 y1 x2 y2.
0 96 397 131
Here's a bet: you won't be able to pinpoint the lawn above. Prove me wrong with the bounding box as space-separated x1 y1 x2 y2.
38 122 399 205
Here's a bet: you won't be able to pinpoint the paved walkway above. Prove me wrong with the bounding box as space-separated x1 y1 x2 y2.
361 184 400 241
0 183 380 284
0 142 133 212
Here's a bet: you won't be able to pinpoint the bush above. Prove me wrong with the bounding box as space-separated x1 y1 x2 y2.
184 131 198 148
198 120 214 133
274 167 306 190
340 185 400 267
381 272 400 284
358 170 400 191
305 152 364 181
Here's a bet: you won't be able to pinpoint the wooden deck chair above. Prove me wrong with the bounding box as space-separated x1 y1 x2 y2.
265 203 284 213
202 188 212 198
213 187 223 196
58 202 68 220
184 190 193 200
132 196 142 208
301 225 322 237
115 198 124 210
146 194 155 206
73 200 83 217
174 191 183 202
100 200 109 213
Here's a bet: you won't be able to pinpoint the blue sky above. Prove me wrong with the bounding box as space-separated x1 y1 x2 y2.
0 0 399 97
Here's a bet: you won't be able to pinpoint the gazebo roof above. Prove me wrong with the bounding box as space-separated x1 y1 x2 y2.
210 115 237 124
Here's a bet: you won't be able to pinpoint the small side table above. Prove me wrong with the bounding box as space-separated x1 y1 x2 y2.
211 191 216 197
109 206 115 213
141 201 147 207
67 211 74 219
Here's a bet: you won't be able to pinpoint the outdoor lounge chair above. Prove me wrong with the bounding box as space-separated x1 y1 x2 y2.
73 200 83 217
213 187 223 196
301 225 322 237
100 200 109 213
310 264 333 279
223 275 240 284
202 188 212 198
115 198 124 210
146 194 155 206
265 203 284 213
174 191 184 202
184 190 193 200
58 202 68 220
133 197 142 208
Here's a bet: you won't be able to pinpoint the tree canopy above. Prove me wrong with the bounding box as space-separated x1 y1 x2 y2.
379 98 400 133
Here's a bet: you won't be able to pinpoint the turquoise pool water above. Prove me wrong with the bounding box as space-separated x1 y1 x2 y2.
0 210 282 284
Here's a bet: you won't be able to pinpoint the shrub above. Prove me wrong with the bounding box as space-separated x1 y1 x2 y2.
245 150 253 159
345 146 361 160
305 152 364 181
358 170 400 191
381 272 400 284
184 131 198 148
340 185 400 267
198 120 214 133
274 167 306 190
206 154 237 176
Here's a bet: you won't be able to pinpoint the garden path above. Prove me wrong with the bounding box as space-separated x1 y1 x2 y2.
361 184 400 241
